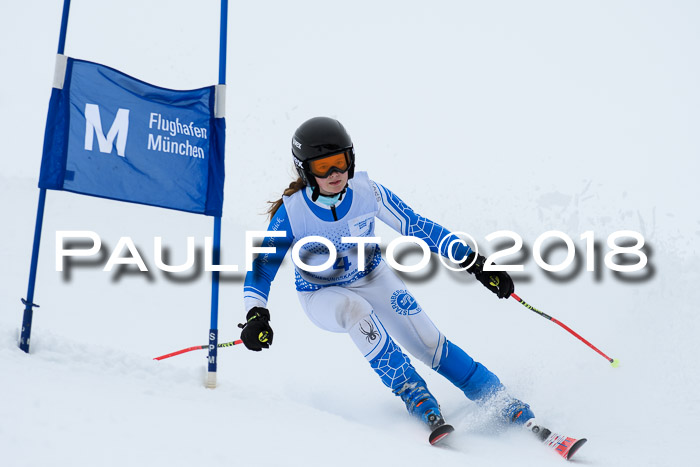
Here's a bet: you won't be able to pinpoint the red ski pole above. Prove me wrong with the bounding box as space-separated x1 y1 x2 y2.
510 293 619 367
154 340 243 361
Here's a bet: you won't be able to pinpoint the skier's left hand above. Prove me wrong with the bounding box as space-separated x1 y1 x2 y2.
462 253 514 299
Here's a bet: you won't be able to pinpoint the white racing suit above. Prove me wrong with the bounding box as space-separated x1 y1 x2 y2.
243 171 533 422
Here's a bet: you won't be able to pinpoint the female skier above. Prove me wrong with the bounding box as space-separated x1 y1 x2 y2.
239 116 535 445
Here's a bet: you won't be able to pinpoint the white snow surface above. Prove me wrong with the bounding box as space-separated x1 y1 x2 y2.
1 1 699 466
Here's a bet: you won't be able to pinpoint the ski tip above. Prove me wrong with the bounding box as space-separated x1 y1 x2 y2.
565 438 587 460
429 423 455 446
611 358 620 368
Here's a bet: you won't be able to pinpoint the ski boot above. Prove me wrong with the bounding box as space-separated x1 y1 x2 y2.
502 398 535 425
394 379 454 445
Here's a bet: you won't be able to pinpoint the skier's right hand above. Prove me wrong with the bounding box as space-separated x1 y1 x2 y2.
238 307 274 351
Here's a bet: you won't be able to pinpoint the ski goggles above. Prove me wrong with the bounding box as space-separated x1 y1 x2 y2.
308 151 351 178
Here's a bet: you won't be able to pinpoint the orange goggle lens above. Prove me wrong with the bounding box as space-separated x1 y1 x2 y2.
308 152 350 178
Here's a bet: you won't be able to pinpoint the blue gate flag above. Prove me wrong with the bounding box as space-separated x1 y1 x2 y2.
39 57 225 216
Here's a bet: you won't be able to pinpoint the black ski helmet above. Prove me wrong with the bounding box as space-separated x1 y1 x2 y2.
292 117 355 189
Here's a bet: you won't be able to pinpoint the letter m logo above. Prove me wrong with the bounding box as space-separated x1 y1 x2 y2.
84 103 130 157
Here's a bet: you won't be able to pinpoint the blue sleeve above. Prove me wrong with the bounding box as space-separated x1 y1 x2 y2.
243 203 294 311
373 181 472 261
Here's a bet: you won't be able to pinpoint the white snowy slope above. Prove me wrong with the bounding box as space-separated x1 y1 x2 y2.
1 1 699 466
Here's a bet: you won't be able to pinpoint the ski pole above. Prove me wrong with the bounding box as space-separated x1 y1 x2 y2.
154 339 243 361
510 293 619 367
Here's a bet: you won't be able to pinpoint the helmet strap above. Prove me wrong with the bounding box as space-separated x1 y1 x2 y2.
311 185 321 202
337 185 348 201
310 184 347 203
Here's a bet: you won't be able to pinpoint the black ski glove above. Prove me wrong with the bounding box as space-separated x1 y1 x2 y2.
462 253 514 299
238 307 274 351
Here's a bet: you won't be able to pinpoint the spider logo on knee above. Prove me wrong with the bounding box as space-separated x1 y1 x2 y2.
359 319 379 343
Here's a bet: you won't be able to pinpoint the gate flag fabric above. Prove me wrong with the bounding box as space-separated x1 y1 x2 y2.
39 57 225 217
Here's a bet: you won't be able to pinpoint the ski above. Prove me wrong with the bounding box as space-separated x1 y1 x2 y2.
524 419 587 460
429 423 454 445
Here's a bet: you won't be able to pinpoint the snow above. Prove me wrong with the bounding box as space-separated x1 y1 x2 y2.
1 1 699 466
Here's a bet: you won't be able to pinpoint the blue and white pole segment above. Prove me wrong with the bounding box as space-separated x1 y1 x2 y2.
20 0 72 353
207 0 228 388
